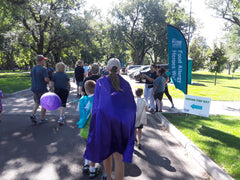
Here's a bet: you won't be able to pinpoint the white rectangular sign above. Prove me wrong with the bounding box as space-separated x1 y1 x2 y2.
184 95 211 117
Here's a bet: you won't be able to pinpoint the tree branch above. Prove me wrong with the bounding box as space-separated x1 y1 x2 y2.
22 18 39 43
29 6 40 23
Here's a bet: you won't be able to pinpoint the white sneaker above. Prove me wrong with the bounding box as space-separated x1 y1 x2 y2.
58 117 64 125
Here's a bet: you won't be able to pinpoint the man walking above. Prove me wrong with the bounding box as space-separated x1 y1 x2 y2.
142 64 157 112
30 55 49 123
74 60 85 98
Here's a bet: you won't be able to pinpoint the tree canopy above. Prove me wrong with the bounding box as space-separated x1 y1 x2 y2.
0 0 195 70
205 43 228 85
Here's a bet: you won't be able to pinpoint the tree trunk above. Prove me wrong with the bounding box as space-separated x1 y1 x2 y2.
228 62 231 75
214 72 217 85
37 30 45 55
136 49 146 65
52 48 61 64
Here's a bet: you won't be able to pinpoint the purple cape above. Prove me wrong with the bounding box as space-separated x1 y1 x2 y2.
84 75 136 163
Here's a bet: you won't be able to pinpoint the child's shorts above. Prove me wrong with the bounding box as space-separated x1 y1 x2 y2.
154 92 164 101
136 124 143 129
55 89 69 107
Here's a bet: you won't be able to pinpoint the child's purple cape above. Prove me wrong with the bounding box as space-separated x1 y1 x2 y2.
84 75 136 163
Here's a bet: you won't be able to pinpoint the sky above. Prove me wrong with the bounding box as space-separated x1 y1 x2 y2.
177 0 225 47
86 0 225 47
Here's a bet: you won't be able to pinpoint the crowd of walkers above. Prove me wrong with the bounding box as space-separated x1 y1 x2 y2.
142 64 174 113
18 54 174 180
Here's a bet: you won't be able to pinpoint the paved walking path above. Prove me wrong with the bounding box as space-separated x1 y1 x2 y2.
0 77 237 180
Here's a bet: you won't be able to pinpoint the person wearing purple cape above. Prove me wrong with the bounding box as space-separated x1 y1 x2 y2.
84 58 136 180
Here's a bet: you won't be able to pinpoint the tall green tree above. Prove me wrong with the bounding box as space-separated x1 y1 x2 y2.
0 0 20 69
110 0 168 65
189 36 209 71
206 0 240 27
207 0 240 75
110 0 195 65
7 0 90 64
166 1 196 45
224 25 240 74
205 43 228 85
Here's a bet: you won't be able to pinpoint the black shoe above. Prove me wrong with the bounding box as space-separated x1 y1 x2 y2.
30 114 37 123
138 143 142 150
82 164 89 174
89 167 101 178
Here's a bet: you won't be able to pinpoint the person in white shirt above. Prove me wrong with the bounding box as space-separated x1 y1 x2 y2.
135 88 148 149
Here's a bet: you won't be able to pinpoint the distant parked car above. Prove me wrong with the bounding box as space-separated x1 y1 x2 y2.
120 67 126 74
132 65 150 82
155 64 169 71
125 65 141 75
128 66 143 78
134 64 169 82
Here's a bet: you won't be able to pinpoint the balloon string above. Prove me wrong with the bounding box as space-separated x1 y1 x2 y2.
62 99 79 106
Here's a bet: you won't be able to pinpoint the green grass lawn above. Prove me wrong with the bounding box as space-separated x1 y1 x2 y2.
163 113 240 180
0 73 32 93
0 72 74 94
167 70 240 101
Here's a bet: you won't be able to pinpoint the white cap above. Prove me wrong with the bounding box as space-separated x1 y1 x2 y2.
107 58 121 71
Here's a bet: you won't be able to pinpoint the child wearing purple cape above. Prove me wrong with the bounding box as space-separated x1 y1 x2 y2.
84 58 136 180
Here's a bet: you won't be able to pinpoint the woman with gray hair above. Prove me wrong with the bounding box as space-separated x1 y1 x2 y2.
84 58 136 180
51 62 71 125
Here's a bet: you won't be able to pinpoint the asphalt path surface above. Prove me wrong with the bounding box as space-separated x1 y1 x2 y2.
0 113 208 180
1 74 238 180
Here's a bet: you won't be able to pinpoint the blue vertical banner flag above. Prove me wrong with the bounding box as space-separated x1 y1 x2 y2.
167 25 188 94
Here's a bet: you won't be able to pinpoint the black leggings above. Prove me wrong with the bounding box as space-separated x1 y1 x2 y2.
164 85 173 104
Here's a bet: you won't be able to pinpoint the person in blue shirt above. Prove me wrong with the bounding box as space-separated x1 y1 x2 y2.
30 55 49 123
51 62 71 125
153 67 167 112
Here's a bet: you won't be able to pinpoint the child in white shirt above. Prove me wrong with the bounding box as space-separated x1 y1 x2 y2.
135 88 148 149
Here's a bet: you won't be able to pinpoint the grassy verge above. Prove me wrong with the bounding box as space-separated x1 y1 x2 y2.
163 113 240 180
0 72 74 94
0 73 31 93
167 70 240 101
